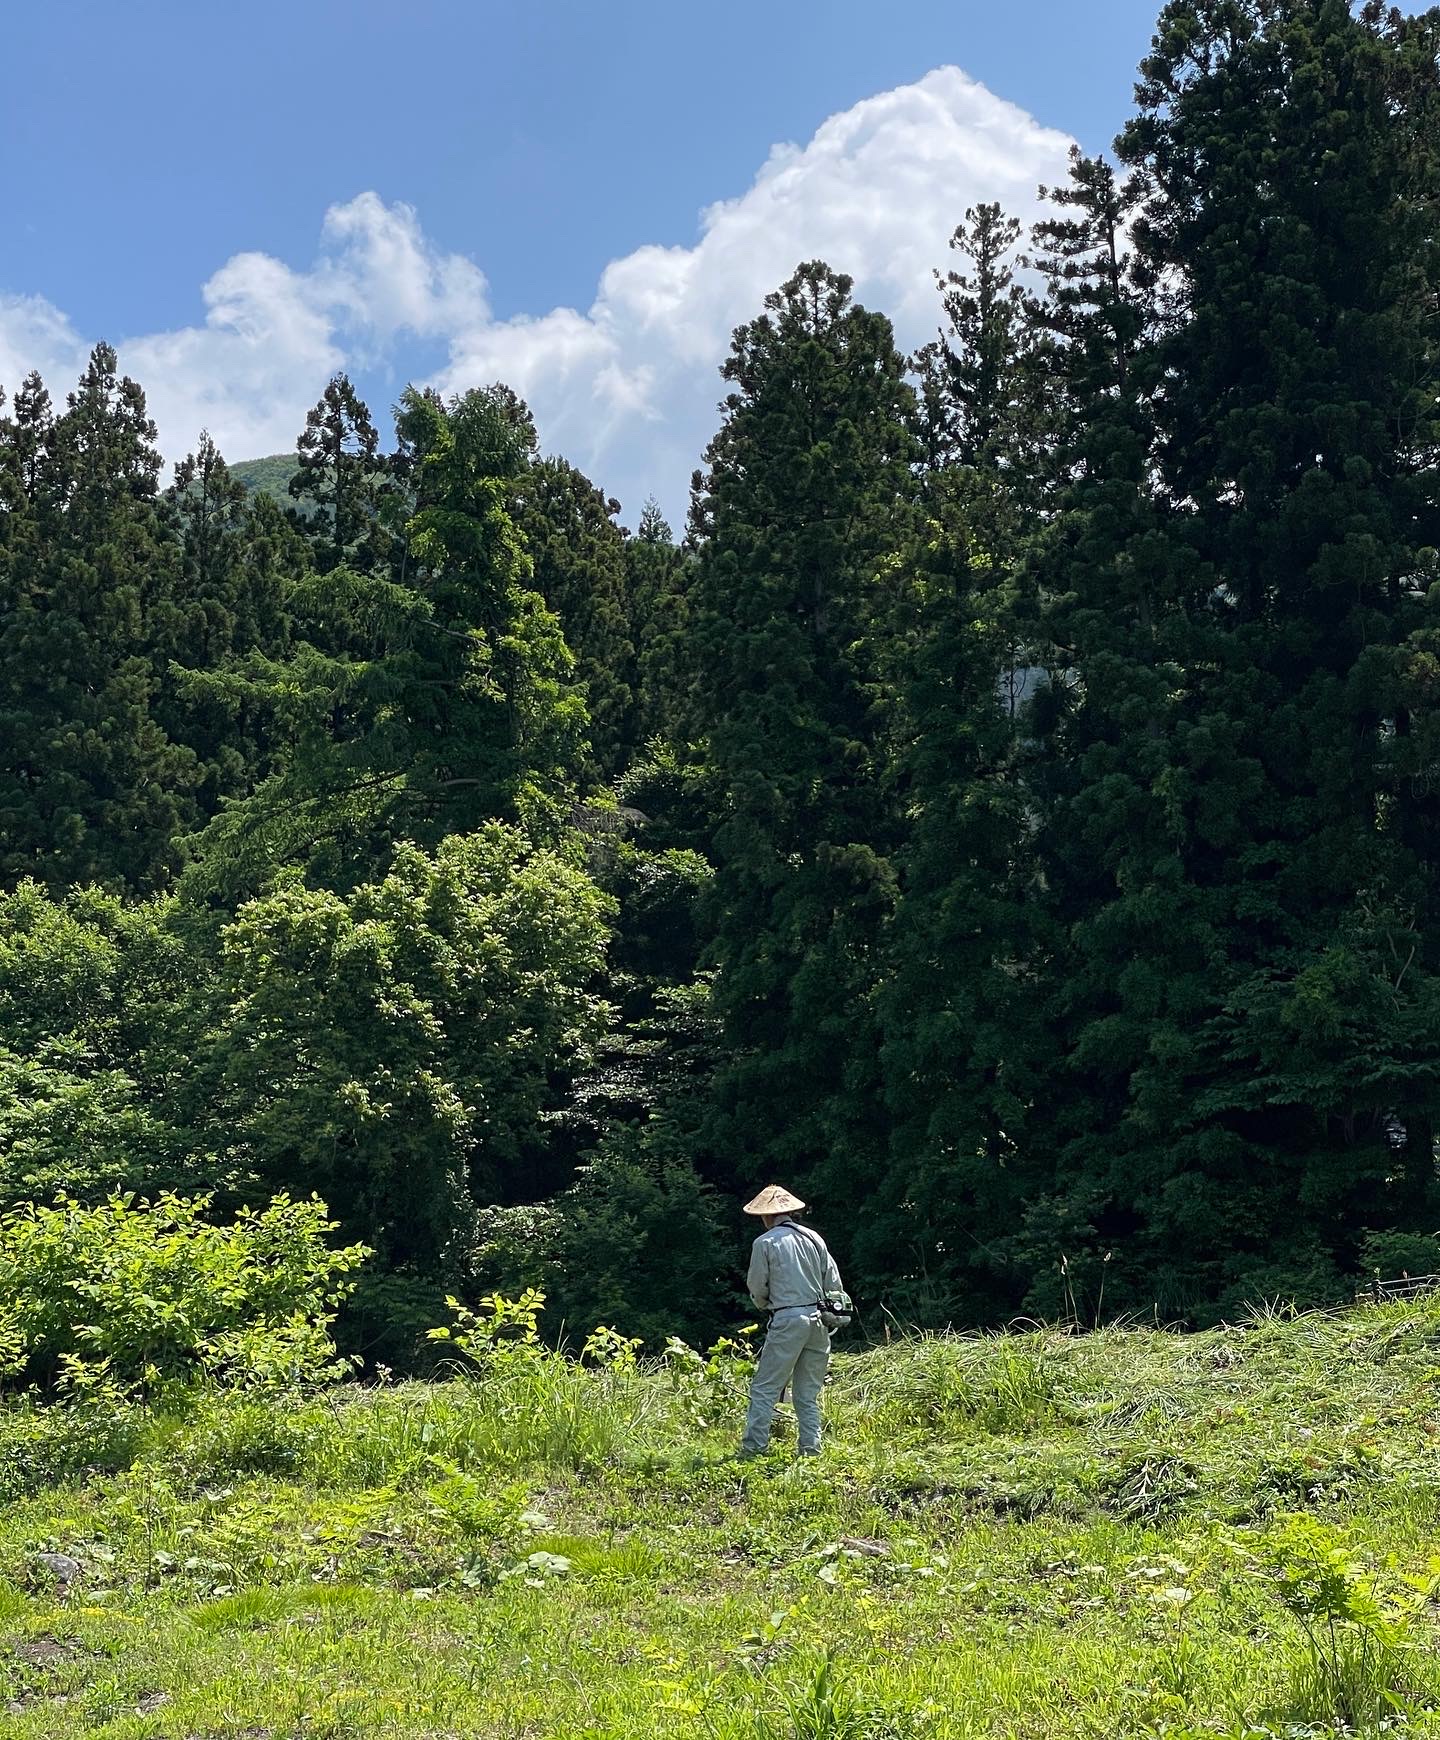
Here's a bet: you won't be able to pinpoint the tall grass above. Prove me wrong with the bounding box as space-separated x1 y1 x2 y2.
835 1331 1062 1438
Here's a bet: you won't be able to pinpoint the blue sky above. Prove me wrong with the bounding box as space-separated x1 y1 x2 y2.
3 1 1160 523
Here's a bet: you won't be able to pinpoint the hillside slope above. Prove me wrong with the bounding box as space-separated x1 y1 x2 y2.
0 1297 1436 1736
228 452 300 504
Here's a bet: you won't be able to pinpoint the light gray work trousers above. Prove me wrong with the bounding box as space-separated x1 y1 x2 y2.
741 1307 830 1454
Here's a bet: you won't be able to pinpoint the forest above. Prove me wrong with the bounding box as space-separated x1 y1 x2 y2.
2 0 1439 1362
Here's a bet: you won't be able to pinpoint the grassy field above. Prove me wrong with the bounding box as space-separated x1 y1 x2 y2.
0 1295 1437 1738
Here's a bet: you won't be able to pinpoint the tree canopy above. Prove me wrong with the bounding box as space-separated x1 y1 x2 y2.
3 0 1438 1349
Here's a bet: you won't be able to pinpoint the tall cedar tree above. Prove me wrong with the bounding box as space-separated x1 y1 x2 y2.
688 262 919 1209
287 373 397 576
873 513 1048 1322
625 500 694 747
871 204 1049 1322
0 348 196 894
923 204 1025 470
1028 0 1440 1318
186 385 584 899
159 433 296 816
520 457 636 778
1014 148 1177 1320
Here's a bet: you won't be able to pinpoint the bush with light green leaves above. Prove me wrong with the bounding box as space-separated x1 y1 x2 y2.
0 1190 368 1398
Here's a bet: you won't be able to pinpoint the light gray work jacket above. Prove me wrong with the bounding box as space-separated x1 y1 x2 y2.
746 1219 843 1315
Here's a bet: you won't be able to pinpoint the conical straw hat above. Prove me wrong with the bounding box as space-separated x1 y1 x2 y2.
743 1184 806 1216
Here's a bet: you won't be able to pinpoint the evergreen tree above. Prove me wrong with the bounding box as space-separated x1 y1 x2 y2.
520 457 635 777
288 373 397 576
186 385 585 899
852 197 1055 1322
927 202 1025 472
1025 149 1141 450
873 486 1047 1326
0 377 52 890
687 261 919 1212
1026 0 1440 1317
625 500 694 747
919 201 1042 701
1015 146 1182 1319
159 433 296 814
0 348 195 894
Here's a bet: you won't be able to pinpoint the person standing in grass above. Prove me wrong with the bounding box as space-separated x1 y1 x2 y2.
738 1185 845 1459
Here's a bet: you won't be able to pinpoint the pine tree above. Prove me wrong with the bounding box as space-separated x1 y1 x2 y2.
687 261 919 1207
1133 0 1440 1298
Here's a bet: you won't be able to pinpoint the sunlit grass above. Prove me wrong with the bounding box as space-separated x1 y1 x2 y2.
0 1294 1437 1735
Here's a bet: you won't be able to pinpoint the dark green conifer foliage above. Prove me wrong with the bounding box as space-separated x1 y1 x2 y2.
1026 150 1141 442
918 201 1041 693
520 457 635 777
287 373 398 577
1029 0 1440 1316
1015 148 1187 1319
874 492 1046 1326
160 433 295 815
863 202 1050 1322
186 385 585 899
688 262 919 1205
928 203 1025 472
0 348 195 894
625 500 694 748
0 379 46 886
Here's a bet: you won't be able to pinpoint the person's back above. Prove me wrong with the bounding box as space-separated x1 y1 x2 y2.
738 1186 845 1459
747 1219 843 1314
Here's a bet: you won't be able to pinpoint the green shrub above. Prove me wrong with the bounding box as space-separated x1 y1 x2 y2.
427 1290 668 1471
1263 1514 1423 1728
0 1190 368 1396
155 1394 331 1483
1357 1228 1440 1283
336 1268 453 1376
474 1127 730 1349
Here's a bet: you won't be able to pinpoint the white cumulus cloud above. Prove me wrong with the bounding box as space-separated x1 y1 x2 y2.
0 194 488 470
0 67 1074 522
437 66 1074 519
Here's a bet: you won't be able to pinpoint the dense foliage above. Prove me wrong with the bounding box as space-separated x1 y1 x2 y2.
0 1190 366 1396
2 0 1438 1349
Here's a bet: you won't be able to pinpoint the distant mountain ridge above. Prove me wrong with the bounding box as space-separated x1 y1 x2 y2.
229 452 301 503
